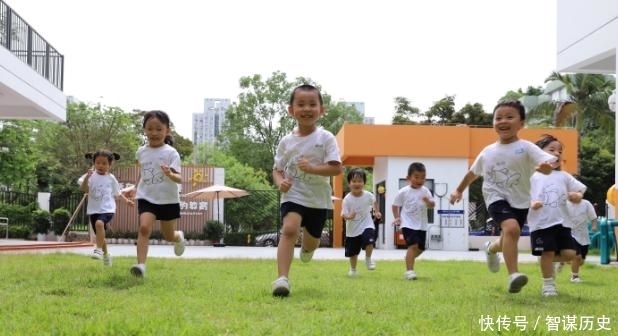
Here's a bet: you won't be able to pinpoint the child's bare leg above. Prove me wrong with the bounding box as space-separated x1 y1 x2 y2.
499 219 521 275
276 213 301 278
350 255 358 270
365 244 374 259
95 220 107 254
540 251 555 278
136 213 154 264
405 245 421 270
553 249 575 263
160 220 180 242
300 227 320 253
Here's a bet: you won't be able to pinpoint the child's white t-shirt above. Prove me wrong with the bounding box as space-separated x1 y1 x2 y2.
135 144 182 204
273 127 341 209
77 173 121 214
566 199 597 245
470 139 556 209
342 190 376 237
527 170 586 231
392 185 434 231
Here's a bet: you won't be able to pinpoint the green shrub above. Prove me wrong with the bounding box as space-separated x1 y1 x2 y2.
31 209 52 234
51 208 71 235
8 224 31 239
204 220 224 241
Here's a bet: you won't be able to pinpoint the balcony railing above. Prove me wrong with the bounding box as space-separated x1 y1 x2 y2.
0 0 64 90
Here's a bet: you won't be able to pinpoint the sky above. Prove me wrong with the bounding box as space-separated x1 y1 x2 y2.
9 0 558 139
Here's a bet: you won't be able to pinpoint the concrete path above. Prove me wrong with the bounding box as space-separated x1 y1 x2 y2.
0 239 604 265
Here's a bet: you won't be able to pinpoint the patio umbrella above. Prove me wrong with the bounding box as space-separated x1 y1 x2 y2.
182 185 250 223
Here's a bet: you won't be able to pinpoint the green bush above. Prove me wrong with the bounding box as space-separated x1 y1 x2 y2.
31 209 52 234
0 203 37 226
8 224 31 239
51 208 71 235
204 220 224 241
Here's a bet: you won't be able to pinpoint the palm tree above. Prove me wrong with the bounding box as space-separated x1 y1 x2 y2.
544 72 615 134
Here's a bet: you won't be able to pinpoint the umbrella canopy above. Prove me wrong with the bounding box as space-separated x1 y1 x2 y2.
183 185 250 200
182 185 250 224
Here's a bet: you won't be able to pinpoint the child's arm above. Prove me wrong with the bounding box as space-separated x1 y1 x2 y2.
79 168 94 193
423 196 435 209
273 169 292 192
590 217 598 232
449 171 478 204
372 200 382 220
297 157 342 177
391 205 401 226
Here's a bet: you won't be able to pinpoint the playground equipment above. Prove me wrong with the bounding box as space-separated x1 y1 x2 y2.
597 217 618 265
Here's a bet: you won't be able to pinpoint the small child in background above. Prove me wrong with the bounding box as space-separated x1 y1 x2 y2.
527 134 584 297
558 196 598 282
78 150 134 266
341 168 381 277
392 162 435 280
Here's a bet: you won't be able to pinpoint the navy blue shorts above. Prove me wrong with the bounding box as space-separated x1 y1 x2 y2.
488 200 528 230
89 213 114 231
574 241 589 259
401 227 427 251
280 201 327 239
137 199 180 221
530 224 575 256
344 228 376 257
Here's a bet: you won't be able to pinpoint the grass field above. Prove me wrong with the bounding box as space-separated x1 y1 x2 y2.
0 253 616 335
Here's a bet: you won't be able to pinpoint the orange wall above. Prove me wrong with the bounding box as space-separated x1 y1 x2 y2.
332 124 580 247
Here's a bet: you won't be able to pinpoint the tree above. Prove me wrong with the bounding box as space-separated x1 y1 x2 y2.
191 143 277 232
578 134 615 213
32 102 143 194
425 95 456 124
220 71 361 179
391 97 420 124
0 120 39 190
545 72 615 133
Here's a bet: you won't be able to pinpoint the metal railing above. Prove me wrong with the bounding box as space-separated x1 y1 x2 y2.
0 0 64 90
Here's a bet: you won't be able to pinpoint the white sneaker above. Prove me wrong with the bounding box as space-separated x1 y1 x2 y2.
404 270 417 280
130 264 146 278
174 231 186 256
365 258 376 270
91 248 103 260
508 272 528 293
570 277 582 283
299 248 314 263
542 283 558 297
103 253 112 266
348 269 357 277
483 241 500 273
272 277 290 297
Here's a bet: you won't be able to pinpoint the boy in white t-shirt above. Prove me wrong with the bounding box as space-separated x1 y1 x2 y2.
342 168 381 277
559 197 598 283
449 100 556 294
392 162 435 280
271 84 342 297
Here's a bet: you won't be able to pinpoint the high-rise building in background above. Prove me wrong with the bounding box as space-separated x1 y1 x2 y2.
341 101 374 124
192 98 231 145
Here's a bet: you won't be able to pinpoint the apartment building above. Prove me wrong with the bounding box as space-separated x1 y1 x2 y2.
192 98 230 145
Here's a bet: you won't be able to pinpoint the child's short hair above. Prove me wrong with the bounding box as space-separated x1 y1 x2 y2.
493 100 526 120
289 84 323 105
346 168 367 183
407 162 426 176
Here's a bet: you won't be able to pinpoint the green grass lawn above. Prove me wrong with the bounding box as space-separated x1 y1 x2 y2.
0 253 616 335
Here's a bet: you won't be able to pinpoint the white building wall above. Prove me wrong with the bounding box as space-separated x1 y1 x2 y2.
0 47 66 121
373 156 470 251
557 0 618 72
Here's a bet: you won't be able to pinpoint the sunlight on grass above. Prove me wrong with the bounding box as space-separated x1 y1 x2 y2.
0 253 616 335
